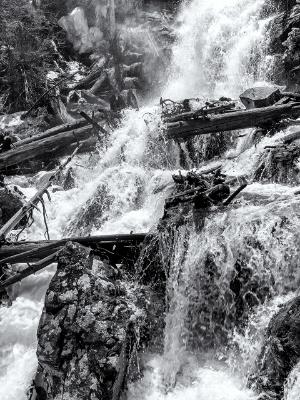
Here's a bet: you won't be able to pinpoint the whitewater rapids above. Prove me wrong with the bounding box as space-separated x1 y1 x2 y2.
1 0 300 399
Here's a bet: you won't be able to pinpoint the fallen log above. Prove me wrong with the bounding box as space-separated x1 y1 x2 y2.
166 103 300 140
0 145 81 241
0 233 148 264
165 103 236 123
14 119 90 148
0 125 95 172
80 111 108 136
223 180 248 206
72 66 104 90
0 252 58 291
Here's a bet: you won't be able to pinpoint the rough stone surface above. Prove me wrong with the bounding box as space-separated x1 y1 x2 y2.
253 143 300 184
240 87 281 109
248 296 300 400
32 242 149 400
0 185 26 227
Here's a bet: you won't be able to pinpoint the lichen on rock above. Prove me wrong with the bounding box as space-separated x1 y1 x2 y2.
32 241 149 400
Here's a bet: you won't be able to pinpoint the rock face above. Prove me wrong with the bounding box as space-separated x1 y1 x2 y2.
268 1 300 89
32 242 148 400
249 296 300 400
0 185 26 227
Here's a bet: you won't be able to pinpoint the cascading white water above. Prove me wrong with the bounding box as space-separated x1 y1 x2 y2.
1 0 300 399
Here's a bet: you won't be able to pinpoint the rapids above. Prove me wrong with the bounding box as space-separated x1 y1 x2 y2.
1 0 300 399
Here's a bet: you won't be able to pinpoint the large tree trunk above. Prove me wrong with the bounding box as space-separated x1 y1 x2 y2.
0 125 98 172
166 103 300 140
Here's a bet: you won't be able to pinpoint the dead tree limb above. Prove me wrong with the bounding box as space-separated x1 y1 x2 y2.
165 103 236 123
80 111 109 136
0 233 148 264
0 126 94 171
166 103 300 140
223 181 248 206
0 252 58 291
0 145 81 241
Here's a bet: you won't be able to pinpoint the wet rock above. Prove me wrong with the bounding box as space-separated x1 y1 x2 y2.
253 143 300 184
240 87 282 109
33 241 148 400
66 184 113 235
0 185 26 227
248 296 300 400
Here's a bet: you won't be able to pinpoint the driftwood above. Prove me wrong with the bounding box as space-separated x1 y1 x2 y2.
0 125 95 172
80 111 109 136
89 71 108 95
0 146 81 241
0 252 58 290
166 103 300 140
72 66 105 90
165 103 236 123
0 233 148 264
223 181 248 206
14 119 91 148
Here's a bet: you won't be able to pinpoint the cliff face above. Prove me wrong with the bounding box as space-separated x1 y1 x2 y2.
31 242 152 400
268 1 300 89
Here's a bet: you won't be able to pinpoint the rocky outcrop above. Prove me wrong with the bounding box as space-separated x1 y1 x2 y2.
253 143 300 184
0 185 26 227
248 296 300 400
268 1 300 88
31 242 150 400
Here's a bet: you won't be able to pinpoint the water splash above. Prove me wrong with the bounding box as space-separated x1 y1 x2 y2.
164 0 271 100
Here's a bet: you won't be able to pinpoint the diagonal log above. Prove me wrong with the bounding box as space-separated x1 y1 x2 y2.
0 252 58 291
0 146 81 241
166 103 300 140
0 125 94 172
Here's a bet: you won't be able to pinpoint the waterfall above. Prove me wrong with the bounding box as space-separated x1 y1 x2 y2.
1 0 300 399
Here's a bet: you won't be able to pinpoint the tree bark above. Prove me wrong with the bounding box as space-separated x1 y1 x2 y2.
166 103 300 140
0 233 148 264
0 125 96 171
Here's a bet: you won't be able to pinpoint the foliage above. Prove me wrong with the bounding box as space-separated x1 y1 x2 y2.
0 0 67 113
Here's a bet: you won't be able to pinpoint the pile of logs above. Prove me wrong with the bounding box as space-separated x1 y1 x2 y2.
163 165 247 216
163 87 300 141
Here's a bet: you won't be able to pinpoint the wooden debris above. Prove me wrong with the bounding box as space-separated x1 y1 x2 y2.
165 103 236 123
0 125 95 172
0 233 148 264
166 103 300 140
0 252 58 291
223 180 248 206
0 145 81 241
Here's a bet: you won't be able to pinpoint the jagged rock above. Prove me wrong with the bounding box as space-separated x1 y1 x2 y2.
240 87 282 109
32 241 148 400
253 143 300 184
0 185 26 227
248 296 300 400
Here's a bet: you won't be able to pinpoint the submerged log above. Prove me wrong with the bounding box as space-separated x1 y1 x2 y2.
0 233 148 264
166 103 300 140
0 125 95 172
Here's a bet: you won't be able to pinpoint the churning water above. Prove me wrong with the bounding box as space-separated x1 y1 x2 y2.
1 0 300 399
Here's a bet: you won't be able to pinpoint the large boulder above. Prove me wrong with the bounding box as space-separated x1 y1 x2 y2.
248 296 300 399
240 87 282 109
31 242 149 400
